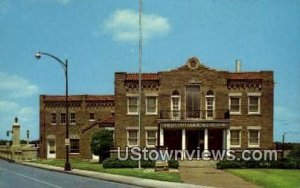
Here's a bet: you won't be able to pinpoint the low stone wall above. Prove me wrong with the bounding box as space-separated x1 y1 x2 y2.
0 145 38 162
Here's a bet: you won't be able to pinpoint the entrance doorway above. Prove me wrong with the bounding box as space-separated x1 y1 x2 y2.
47 140 56 159
208 129 223 151
164 129 182 150
186 130 204 154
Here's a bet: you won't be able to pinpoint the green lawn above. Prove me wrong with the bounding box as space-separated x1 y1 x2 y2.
32 159 181 183
226 169 300 188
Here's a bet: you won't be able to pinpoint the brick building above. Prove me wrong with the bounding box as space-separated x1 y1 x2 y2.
39 95 114 159
39 57 274 159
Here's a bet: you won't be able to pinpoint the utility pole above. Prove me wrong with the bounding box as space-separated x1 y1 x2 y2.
138 0 143 169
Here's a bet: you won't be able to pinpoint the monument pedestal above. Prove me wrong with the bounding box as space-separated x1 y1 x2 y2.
12 122 20 147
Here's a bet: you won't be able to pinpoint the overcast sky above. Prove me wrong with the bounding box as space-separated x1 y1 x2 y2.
0 0 299 142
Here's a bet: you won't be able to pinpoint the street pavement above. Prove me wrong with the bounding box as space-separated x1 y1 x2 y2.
0 160 137 188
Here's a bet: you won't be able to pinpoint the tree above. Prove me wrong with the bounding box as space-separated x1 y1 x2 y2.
20 140 27 145
0 140 10 145
90 130 113 163
288 144 300 160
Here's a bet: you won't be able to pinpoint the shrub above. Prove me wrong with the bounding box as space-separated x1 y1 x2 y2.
103 158 179 169
141 160 155 168
287 144 300 169
168 159 179 169
216 159 300 169
103 158 138 168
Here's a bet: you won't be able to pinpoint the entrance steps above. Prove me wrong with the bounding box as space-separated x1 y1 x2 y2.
179 160 218 168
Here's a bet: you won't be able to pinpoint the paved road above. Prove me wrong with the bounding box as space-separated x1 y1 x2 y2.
0 160 138 188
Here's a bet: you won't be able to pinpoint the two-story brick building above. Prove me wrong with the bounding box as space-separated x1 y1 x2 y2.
39 95 114 159
39 57 274 159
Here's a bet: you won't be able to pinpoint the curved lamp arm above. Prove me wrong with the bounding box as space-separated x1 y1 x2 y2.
35 51 67 71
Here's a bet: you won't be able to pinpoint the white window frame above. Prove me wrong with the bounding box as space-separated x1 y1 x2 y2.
229 93 242 115
146 96 158 115
205 94 215 119
60 113 66 124
47 139 56 159
146 130 157 148
127 97 139 115
70 112 76 125
50 112 57 125
69 139 80 154
89 113 95 122
230 127 242 148
127 129 138 147
247 126 261 148
247 93 261 115
171 95 181 119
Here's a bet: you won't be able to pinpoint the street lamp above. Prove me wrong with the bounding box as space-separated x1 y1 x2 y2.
35 51 71 171
282 132 286 160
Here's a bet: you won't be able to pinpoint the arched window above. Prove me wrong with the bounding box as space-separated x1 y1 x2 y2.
206 90 215 119
207 90 214 96
172 90 180 96
171 90 180 119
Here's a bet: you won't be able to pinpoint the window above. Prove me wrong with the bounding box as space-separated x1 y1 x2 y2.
146 130 157 147
70 139 80 153
127 97 138 115
127 130 138 146
48 140 56 154
206 90 214 119
186 86 200 118
248 95 261 114
51 113 57 124
229 96 241 114
230 130 241 147
146 97 157 114
171 90 180 119
60 113 66 124
70 113 76 124
89 113 95 121
248 130 260 147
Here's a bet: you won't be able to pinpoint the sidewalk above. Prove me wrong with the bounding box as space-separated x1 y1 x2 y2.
179 161 260 188
20 161 209 188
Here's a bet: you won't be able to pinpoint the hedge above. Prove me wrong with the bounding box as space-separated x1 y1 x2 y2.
102 158 179 169
216 159 300 169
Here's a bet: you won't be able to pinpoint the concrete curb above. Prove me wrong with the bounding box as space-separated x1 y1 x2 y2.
20 162 209 188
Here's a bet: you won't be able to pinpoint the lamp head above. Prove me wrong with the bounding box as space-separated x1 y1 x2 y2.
35 52 41 59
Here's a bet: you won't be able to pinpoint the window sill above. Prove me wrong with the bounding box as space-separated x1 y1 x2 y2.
50 123 57 125
146 146 156 149
230 145 241 148
70 123 76 125
127 145 138 148
247 112 261 116
127 113 138 116
230 112 242 115
146 113 158 116
70 153 80 155
248 145 260 148
88 119 95 122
